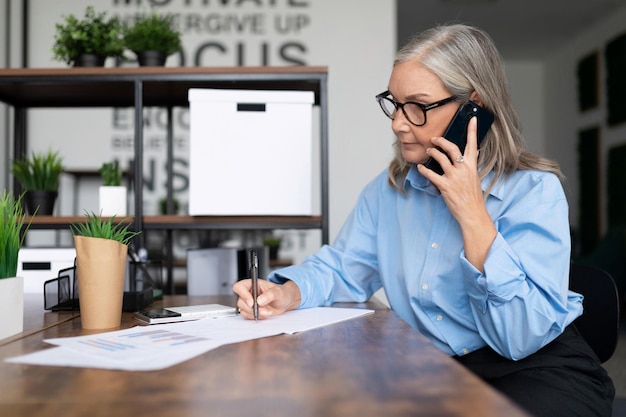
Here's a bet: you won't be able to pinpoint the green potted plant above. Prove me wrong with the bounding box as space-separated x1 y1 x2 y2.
71 211 140 329
263 235 282 260
99 160 123 186
123 12 182 66
52 6 124 67
0 190 35 339
98 160 127 216
159 196 180 215
12 149 64 215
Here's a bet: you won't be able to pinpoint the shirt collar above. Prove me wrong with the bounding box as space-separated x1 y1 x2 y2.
404 164 505 200
404 165 438 195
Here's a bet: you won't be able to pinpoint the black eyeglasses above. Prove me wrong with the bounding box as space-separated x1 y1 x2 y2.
375 90 458 126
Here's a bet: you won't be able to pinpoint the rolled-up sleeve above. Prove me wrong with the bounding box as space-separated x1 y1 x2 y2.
461 172 581 360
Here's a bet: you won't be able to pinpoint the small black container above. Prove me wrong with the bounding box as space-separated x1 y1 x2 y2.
136 50 166 67
24 190 58 215
73 54 105 67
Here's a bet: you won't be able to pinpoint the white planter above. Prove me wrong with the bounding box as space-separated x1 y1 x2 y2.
99 186 127 216
0 276 24 340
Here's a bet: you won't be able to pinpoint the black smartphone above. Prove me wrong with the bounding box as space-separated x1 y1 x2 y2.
424 100 494 175
134 304 238 324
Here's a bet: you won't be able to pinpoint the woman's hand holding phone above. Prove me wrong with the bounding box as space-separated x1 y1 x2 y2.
418 116 497 273
424 100 494 175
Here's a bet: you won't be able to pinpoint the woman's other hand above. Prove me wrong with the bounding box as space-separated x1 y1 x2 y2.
232 279 302 320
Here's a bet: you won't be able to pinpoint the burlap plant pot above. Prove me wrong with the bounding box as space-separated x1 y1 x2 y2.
74 235 127 329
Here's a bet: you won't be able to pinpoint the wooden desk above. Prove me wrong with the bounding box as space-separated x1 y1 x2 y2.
0 295 530 417
0 294 80 347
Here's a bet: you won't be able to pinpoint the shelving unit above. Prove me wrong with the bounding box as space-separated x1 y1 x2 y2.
0 66 329 293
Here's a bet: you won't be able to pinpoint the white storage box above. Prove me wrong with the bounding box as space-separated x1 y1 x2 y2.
188 89 315 215
17 248 76 293
186 247 269 296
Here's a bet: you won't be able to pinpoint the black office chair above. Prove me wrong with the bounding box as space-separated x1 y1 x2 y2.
569 262 620 363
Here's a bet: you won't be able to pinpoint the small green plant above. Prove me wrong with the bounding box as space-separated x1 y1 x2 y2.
263 235 282 260
0 191 35 279
99 161 122 186
123 12 182 56
158 196 180 215
12 149 64 191
263 236 282 248
71 211 140 246
52 6 124 65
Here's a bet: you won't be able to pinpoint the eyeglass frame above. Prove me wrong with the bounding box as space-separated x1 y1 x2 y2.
375 90 458 126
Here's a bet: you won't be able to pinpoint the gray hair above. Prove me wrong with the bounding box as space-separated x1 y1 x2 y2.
388 24 563 192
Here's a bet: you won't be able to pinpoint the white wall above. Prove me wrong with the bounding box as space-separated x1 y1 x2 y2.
4 0 625 257
505 61 545 155
0 0 6 191
1 0 24 192
3 0 396 263
545 4 626 235
0 0 23 190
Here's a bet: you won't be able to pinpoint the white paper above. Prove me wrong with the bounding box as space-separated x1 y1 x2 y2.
5 307 373 371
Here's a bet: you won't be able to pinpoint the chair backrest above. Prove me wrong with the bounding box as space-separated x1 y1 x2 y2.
569 262 620 363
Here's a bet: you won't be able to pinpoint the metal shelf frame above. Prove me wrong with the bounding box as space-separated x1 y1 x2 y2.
0 66 329 293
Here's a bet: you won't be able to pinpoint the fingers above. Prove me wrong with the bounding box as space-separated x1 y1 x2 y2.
233 280 255 319
232 279 253 305
255 280 276 306
426 116 479 172
425 145 453 173
464 116 478 160
233 278 301 321
233 279 280 320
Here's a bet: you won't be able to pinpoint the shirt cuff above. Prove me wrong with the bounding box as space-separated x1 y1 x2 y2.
461 233 525 312
268 265 327 309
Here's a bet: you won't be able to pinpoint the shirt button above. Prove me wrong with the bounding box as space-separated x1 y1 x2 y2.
421 284 429 291
461 348 469 355
436 314 443 321
431 242 439 249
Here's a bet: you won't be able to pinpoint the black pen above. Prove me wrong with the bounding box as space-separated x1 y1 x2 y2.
249 249 259 321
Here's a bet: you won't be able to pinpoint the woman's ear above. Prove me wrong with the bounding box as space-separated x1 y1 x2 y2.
469 91 484 106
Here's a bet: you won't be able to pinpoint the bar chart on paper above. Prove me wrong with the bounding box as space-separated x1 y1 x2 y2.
6 308 374 371
120 329 210 346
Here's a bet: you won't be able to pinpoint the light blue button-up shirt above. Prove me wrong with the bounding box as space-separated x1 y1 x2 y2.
270 165 583 360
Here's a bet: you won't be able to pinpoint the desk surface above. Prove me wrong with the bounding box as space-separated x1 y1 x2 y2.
0 295 529 417
0 294 80 347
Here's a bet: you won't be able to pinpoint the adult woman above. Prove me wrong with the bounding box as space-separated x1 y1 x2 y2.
233 24 614 416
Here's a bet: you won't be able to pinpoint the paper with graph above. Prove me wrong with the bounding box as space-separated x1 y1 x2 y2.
5 307 373 371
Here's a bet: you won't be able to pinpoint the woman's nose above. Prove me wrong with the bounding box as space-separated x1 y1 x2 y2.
391 110 411 132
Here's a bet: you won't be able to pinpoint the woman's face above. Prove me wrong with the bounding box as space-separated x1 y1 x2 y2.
387 59 460 165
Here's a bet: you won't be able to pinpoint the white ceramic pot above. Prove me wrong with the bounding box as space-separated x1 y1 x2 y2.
99 186 127 216
0 276 24 340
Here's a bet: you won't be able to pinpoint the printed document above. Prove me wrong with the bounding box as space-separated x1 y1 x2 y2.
6 307 373 371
